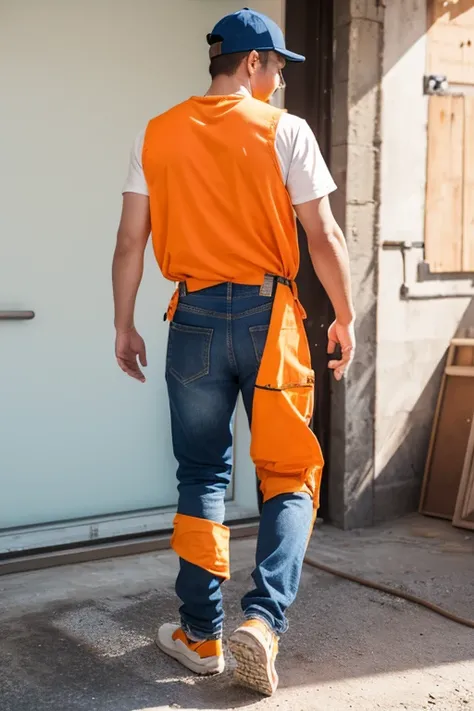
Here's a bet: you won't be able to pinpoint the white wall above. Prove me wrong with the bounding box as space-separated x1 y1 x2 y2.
0 0 284 537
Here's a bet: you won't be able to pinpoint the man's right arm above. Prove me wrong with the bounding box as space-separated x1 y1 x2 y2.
294 196 355 381
295 195 355 380
295 196 354 326
278 114 355 380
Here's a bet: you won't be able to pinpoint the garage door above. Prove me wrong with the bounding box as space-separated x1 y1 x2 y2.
0 0 284 555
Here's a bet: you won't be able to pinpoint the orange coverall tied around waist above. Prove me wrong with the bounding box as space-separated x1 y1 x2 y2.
251 279 323 509
142 94 324 610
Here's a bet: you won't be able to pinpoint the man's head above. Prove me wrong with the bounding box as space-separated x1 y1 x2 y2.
207 8 304 102
209 49 285 102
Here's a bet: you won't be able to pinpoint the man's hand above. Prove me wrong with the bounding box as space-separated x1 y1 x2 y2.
115 328 147 383
327 320 355 381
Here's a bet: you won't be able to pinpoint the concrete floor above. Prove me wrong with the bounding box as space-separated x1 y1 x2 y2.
0 514 473 711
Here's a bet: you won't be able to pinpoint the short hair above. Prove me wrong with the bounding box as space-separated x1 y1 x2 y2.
209 50 270 79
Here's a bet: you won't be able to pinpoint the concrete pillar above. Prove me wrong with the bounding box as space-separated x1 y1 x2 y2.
329 0 384 528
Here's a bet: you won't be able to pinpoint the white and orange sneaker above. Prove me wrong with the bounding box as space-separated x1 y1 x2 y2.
229 618 279 696
156 623 225 676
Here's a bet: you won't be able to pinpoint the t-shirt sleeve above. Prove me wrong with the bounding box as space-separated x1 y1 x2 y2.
122 129 149 196
276 114 336 206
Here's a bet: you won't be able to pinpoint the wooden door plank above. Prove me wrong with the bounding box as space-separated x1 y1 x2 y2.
420 374 474 518
428 2 474 84
453 415 474 530
453 339 474 365
425 95 464 273
462 465 474 520
452 336 474 347
445 366 474 376
463 96 474 271
430 0 474 24
419 343 454 514
420 340 474 519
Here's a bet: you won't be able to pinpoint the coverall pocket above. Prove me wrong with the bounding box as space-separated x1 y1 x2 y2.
167 322 213 385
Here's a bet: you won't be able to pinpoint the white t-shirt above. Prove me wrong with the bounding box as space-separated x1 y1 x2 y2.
123 112 336 206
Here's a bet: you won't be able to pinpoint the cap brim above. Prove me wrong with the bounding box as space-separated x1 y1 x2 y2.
276 48 306 63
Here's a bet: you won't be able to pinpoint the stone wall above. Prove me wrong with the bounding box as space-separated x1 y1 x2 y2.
329 0 474 528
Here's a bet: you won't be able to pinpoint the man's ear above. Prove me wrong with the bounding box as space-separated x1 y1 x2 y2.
246 50 260 75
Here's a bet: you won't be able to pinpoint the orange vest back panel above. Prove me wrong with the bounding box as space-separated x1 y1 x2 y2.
142 95 299 286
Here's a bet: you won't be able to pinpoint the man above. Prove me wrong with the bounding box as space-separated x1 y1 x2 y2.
113 7 355 697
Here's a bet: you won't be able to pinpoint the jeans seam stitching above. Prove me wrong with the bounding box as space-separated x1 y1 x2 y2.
227 283 237 372
249 325 269 365
233 302 273 319
177 302 272 320
177 304 227 319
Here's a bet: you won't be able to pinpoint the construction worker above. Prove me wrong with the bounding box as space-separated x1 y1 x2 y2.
113 7 355 697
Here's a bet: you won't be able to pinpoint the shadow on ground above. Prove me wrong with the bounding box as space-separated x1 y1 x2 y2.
0 515 473 711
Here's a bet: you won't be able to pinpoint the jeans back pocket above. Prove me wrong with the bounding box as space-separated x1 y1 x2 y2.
167 323 213 385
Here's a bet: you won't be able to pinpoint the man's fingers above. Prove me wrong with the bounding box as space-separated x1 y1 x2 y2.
328 356 352 370
139 344 147 368
328 347 354 380
327 338 337 355
329 361 349 381
116 356 145 382
118 358 143 379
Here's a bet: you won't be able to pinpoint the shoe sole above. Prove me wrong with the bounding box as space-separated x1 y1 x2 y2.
155 637 225 676
229 630 278 696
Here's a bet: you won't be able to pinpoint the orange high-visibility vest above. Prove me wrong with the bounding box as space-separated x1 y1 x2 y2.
143 95 323 580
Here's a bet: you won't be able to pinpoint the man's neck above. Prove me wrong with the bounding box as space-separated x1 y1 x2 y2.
205 78 251 97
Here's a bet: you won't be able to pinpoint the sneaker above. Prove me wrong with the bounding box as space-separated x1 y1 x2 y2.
229 618 279 696
156 623 225 676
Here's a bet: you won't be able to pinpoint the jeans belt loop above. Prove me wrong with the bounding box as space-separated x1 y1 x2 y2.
178 282 188 297
259 274 275 297
260 274 292 297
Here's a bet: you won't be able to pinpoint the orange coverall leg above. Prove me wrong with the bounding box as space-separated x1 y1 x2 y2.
251 282 324 515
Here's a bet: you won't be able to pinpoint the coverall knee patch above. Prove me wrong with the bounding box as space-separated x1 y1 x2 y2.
258 464 323 509
171 513 230 580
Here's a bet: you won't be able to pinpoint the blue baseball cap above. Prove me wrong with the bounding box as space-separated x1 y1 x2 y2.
207 7 305 63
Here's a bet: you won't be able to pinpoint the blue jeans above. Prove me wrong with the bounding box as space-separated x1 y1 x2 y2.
166 283 314 639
